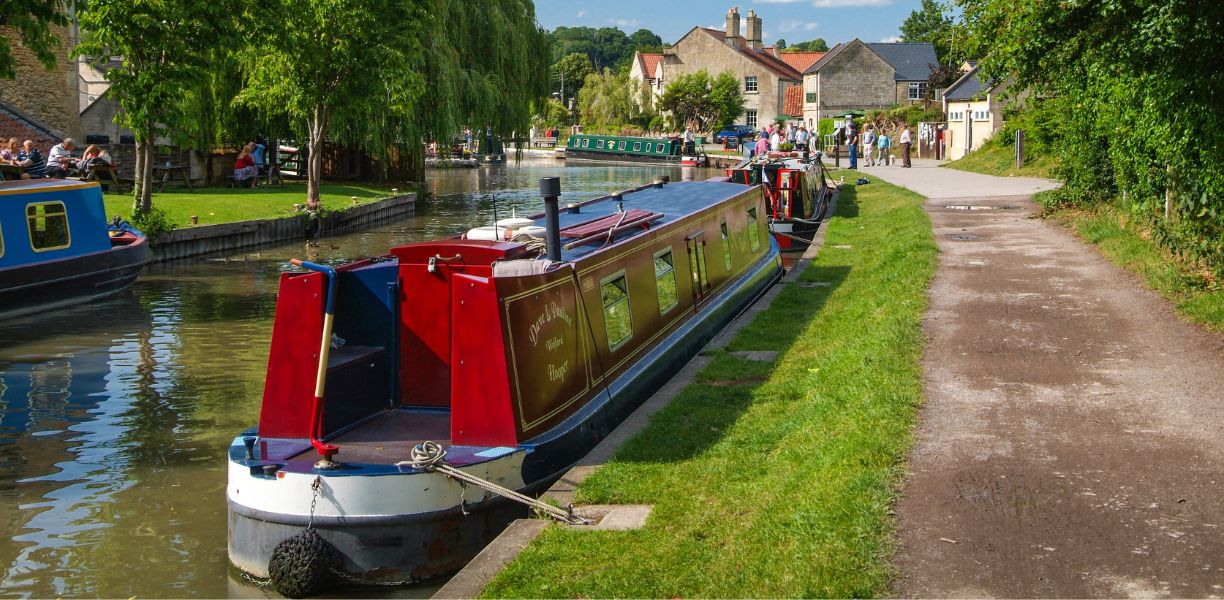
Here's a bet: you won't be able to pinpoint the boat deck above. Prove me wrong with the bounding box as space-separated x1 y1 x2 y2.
284 409 450 467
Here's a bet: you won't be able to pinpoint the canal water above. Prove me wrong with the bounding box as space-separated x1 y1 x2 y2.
0 159 720 598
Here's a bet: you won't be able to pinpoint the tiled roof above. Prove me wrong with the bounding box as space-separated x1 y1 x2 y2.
803 41 849 75
639 52 663 79
865 42 939 81
698 28 803 80
778 51 825 73
0 102 62 152
944 64 989 101
782 85 803 117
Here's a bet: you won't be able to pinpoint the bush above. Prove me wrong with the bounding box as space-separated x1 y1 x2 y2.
130 206 177 239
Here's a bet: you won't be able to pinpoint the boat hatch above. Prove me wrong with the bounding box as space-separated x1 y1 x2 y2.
558 208 660 241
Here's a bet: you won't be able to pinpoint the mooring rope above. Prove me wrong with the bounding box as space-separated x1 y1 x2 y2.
397 441 588 525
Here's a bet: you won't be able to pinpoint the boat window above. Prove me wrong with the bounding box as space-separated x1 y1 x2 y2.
597 140 605 149
583 139 590 148
601 272 633 350
720 220 732 271
633 142 642 151
646 143 653 153
618 141 626 150
0 220 5 259
747 207 761 251
653 249 678 314
26 202 71 252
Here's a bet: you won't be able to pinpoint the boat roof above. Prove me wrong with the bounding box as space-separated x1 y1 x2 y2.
531 180 754 262
0 178 100 196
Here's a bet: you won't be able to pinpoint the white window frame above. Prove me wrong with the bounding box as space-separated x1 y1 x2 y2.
908 82 927 100
746 109 758 128
745 76 758 94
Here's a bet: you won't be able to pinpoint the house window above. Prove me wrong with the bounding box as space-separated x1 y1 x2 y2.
653 249 678 315
27 202 70 252
746 109 758 128
720 220 732 272
747 207 760 251
908 82 928 100
805 92 818 103
601 272 633 350
745 76 758 93
973 110 989 120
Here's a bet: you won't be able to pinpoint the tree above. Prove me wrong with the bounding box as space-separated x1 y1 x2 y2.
76 0 239 215
0 0 69 78
553 52 593 105
659 70 744 131
708 71 745 130
629 28 664 53
240 0 424 210
548 26 662 72
776 39 787 50
785 38 830 53
926 62 964 98
577 69 640 128
899 0 961 64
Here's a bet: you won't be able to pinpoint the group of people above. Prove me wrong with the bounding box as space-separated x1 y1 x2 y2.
845 124 913 169
743 122 813 160
233 141 267 187
1 137 112 181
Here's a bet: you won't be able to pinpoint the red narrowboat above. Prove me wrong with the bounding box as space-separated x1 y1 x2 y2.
725 153 835 252
227 176 782 591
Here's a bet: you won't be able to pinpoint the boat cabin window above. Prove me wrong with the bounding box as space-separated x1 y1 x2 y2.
687 233 709 297
646 143 653 153
601 272 633 351
618 141 626 150
0 220 5 258
653 249 678 314
597 140 605 149
583 139 590 148
747 207 761 251
27 202 70 252
633 142 642 151
720 220 732 271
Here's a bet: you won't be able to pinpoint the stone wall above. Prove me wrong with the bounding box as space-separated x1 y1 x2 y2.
664 29 791 128
0 24 79 138
807 41 895 122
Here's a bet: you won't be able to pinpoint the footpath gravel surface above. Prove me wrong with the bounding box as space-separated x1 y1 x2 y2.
863 161 1224 597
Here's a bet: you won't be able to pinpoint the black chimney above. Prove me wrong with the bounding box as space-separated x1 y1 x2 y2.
540 176 562 262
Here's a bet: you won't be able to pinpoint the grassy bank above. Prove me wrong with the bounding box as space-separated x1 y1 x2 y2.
943 135 1057 179
1045 200 1224 332
482 177 938 597
103 183 407 228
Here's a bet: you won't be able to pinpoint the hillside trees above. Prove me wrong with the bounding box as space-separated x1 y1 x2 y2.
962 0 1224 275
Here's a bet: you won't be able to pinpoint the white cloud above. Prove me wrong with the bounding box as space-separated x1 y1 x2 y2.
577 10 587 18
878 35 903 43
611 18 641 28
777 19 819 32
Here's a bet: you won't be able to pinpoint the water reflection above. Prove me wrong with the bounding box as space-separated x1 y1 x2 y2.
0 158 719 597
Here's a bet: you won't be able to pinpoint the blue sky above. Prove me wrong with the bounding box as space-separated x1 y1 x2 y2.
534 0 926 47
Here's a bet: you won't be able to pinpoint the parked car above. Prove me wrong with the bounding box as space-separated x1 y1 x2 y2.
714 125 755 142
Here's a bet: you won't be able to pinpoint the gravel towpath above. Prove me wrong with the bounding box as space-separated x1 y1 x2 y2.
864 161 1224 597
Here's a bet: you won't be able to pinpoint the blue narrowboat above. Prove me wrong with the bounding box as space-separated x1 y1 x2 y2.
0 179 150 319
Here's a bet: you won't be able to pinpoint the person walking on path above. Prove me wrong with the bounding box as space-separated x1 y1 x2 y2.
899 126 913 167
863 126 876 167
877 131 891 165
847 127 859 169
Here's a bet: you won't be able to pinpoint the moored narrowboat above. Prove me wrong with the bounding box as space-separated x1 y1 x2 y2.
226 176 781 593
565 133 706 166
0 179 150 320
726 153 834 252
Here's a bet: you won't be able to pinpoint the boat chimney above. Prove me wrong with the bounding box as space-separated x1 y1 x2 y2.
540 176 563 262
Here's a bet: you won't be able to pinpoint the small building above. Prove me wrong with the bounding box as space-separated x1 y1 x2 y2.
642 6 804 130
801 40 938 126
942 63 1011 161
629 51 665 105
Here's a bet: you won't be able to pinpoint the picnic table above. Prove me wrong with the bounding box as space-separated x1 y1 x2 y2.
80 164 128 192
152 164 193 192
0 163 23 180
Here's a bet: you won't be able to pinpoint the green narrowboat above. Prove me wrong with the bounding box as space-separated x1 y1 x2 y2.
565 134 688 164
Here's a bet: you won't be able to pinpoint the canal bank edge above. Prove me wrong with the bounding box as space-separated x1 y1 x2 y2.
432 187 842 600
147 193 416 262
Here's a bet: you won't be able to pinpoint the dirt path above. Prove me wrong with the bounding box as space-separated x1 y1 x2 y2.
865 163 1224 597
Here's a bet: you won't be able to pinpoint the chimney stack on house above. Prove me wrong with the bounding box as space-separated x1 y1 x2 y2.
725 6 741 47
746 9 763 51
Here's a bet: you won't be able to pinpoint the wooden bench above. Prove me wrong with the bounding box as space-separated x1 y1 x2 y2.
531 137 558 148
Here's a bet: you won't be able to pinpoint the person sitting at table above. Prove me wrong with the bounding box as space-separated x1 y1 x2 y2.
0 138 18 164
45 138 78 178
16 140 47 179
250 140 266 168
78 144 111 174
234 143 259 187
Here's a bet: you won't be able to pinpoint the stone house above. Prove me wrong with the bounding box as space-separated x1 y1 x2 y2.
801 40 938 126
942 63 1012 161
634 6 803 131
629 51 664 106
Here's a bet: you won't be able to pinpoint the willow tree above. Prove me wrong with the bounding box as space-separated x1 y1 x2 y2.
239 0 426 210
76 0 238 215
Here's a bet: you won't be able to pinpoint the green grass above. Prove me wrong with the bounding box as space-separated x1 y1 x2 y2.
102 183 407 228
1046 200 1224 333
943 136 1057 179
481 177 938 598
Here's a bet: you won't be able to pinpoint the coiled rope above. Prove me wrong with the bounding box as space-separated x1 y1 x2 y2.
397 441 588 525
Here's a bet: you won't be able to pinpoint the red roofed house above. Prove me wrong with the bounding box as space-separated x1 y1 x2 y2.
629 51 665 105
633 6 803 131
